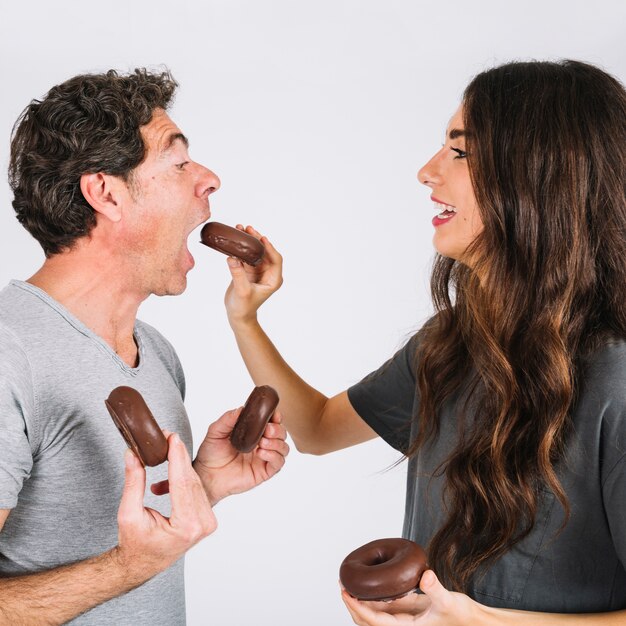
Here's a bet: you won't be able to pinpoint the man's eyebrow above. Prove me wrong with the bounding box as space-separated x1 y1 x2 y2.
162 132 189 152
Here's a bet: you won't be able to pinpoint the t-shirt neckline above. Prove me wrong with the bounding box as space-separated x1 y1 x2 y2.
9 279 145 375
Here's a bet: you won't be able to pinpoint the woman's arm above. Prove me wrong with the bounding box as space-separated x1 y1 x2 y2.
489 607 626 625
224 226 377 454
342 570 626 625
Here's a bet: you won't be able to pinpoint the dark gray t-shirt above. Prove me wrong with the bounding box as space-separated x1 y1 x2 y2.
0 280 193 624
348 332 626 613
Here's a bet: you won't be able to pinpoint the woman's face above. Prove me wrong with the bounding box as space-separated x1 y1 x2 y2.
418 105 483 262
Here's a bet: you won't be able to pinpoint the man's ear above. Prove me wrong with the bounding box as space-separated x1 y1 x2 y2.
79 172 124 222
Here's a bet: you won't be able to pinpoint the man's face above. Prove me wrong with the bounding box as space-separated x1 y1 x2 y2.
119 109 220 296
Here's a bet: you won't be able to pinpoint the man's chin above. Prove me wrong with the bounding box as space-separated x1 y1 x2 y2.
153 275 188 297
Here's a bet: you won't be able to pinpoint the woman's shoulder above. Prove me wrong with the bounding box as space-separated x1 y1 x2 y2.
580 338 626 402
583 338 626 370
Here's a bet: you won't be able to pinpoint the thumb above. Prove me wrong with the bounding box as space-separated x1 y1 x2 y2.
118 449 146 522
207 407 242 439
419 570 449 606
226 257 252 294
226 256 245 277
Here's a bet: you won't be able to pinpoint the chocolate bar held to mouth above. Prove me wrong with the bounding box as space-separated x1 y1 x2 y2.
200 222 265 266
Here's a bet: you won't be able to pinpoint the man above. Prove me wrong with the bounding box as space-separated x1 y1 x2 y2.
0 68 289 624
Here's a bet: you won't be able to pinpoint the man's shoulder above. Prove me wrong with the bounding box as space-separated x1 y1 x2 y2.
0 321 30 371
0 281 27 319
0 283 37 359
0 280 50 335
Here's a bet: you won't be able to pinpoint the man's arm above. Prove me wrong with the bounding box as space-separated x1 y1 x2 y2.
0 545 145 626
0 434 216 625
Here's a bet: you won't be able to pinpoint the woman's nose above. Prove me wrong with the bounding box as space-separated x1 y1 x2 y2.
417 149 444 187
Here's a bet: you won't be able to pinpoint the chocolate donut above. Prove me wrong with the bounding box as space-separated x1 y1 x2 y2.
340 538 428 601
200 222 265 266
230 385 280 453
105 386 169 467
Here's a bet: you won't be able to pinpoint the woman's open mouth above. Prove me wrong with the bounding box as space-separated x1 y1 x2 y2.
432 201 457 226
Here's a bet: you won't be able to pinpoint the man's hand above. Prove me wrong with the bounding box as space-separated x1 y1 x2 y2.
224 225 283 327
113 432 217 581
190 407 289 506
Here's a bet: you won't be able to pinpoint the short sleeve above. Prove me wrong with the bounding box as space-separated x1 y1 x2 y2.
603 453 626 570
582 341 626 571
0 326 36 509
600 388 626 570
347 332 420 453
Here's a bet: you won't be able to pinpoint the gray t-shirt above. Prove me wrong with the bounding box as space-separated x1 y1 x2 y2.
348 332 626 613
0 280 193 625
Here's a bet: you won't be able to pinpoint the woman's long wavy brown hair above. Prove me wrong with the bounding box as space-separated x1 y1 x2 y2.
409 60 626 591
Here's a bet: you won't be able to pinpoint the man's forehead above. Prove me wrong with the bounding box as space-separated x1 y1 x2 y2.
141 109 188 152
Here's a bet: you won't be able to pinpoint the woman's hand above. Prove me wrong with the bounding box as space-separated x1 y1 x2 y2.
224 225 283 327
341 570 481 626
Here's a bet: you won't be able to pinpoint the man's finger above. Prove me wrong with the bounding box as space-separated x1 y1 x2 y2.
256 449 287 476
206 407 242 439
262 421 287 441
269 409 283 425
167 433 208 522
258 437 289 457
118 449 147 523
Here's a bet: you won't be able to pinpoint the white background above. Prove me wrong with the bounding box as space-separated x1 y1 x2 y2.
1 2 624 624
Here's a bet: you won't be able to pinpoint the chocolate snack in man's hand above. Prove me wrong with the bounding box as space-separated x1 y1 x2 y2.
230 385 280 453
105 386 169 467
200 222 265 266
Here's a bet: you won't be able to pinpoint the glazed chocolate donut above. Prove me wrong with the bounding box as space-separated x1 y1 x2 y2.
105 386 169 467
230 385 280 453
200 222 265 266
340 538 428 601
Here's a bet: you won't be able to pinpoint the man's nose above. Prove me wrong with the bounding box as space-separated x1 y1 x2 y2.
196 166 221 197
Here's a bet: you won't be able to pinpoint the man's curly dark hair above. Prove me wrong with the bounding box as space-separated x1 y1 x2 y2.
8 68 178 257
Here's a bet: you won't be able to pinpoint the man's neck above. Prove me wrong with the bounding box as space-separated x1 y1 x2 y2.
27 245 147 368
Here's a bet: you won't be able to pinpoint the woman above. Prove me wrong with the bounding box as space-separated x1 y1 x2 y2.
223 60 626 624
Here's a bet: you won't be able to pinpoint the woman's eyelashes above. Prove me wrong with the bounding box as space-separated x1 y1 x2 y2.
450 147 467 159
